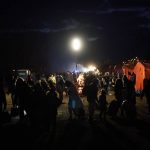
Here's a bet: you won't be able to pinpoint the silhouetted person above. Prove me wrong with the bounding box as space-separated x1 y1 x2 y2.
123 79 137 120
0 75 7 124
98 89 108 119
65 80 84 120
46 80 60 137
11 74 18 107
141 78 150 114
85 74 99 122
15 77 32 122
31 81 49 134
114 78 124 117
0 75 7 110
56 75 65 104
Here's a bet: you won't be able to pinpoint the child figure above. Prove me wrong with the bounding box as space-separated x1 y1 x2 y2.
98 89 108 119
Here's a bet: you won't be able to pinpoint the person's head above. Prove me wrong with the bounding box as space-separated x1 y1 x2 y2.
101 89 106 95
65 80 74 87
48 79 55 89
115 78 123 87
41 79 49 91
34 82 42 93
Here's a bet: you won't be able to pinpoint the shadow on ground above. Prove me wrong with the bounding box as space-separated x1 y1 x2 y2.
1 116 150 150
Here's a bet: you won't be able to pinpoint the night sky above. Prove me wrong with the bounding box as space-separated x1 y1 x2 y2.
0 0 150 72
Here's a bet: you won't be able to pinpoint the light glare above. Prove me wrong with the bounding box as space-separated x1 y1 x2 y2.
88 65 96 71
71 38 81 51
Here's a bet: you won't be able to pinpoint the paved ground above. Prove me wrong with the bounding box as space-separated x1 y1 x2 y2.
1 91 150 150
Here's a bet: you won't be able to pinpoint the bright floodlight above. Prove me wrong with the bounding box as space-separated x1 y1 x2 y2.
71 38 82 52
88 65 96 71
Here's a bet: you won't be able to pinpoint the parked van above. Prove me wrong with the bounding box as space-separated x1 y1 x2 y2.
12 69 31 81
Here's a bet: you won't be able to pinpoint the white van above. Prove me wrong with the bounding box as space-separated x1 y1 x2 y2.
16 69 31 80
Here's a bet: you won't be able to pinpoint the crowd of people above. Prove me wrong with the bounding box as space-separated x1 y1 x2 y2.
0 70 150 131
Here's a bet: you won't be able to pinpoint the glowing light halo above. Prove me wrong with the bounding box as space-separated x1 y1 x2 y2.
71 37 82 52
88 65 96 71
